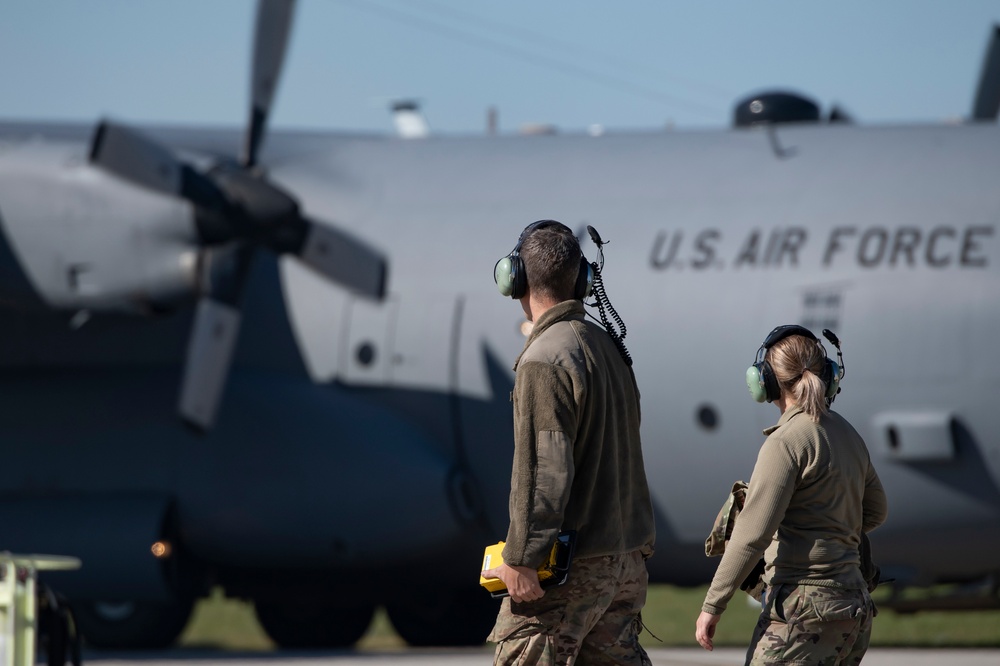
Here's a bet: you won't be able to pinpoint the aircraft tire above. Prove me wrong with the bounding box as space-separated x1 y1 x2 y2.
71 598 194 649
254 600 375 648
385 586 497 646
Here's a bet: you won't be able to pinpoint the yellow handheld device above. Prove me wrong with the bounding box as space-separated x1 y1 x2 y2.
479 531 576 598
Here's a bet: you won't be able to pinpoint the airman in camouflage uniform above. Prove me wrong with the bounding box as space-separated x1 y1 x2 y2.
485 222 655 665
745 584 873 666
489 551 652 666
695 327 888 665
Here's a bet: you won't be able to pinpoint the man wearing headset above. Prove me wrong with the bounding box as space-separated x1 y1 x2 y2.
482 220 655 665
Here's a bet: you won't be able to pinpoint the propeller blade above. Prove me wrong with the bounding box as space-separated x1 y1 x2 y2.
296 220 388 300
89 121 241 246
244 0 297 168
178 246 254 431
178 298 243 431
89 121 183 196
972 24 1000 121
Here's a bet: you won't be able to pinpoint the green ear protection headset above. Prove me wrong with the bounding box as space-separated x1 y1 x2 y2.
745 324 843 404
494 220 593 300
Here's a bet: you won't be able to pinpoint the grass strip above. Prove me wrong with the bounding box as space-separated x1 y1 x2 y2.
178 584 1000 651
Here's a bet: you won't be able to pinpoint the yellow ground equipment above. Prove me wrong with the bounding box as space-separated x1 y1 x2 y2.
479 531 576 598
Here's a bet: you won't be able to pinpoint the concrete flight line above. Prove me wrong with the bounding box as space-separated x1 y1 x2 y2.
83 647 1000 666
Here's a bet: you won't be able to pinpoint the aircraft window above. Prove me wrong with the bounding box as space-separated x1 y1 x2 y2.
356 342 377 366
696 405 719 431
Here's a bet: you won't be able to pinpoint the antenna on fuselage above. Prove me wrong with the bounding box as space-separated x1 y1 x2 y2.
391 100 430 139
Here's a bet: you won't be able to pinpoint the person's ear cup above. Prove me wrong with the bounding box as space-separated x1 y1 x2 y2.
575 259 593 300
825 360 841 399
746 364 768 403
494 256 515 297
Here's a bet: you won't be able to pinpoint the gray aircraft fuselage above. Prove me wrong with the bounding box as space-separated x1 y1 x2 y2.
0 118 998 637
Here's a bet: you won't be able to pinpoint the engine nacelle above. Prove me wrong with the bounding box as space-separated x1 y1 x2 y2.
0 139 199 315
0 495 182 601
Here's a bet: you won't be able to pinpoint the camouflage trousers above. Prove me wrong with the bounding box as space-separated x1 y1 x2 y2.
487 550 652 666
745 584 874 666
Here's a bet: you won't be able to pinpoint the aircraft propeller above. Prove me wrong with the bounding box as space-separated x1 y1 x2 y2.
244 0 295 169
88 0 387 431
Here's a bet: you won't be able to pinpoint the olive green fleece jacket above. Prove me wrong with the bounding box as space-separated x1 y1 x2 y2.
500 300 656 569
702 405 888 615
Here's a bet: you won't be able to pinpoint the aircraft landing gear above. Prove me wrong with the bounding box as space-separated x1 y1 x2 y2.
71 598 194 649
385 586 498 646
254 600 375 648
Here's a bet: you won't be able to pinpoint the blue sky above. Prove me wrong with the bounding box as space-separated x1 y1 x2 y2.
3 0 999 135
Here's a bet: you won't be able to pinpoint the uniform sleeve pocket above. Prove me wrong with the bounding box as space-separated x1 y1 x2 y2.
533 430 574 520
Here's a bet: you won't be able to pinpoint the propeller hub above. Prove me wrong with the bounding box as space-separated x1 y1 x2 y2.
209 165 306 250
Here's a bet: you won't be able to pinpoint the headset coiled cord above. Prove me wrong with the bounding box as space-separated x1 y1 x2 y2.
589 263 632 367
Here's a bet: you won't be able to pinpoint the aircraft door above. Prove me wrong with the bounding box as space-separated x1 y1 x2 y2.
384 296 458 392
340 295 459 391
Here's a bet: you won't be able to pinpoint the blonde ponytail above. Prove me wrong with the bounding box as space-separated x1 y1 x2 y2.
766 335 830 422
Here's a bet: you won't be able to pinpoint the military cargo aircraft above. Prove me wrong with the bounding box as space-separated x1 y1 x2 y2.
1 0 999 649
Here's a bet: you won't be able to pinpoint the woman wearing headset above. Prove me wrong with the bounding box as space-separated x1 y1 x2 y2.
695 326 888 666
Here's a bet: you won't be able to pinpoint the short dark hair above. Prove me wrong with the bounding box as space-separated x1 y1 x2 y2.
520 223 581 301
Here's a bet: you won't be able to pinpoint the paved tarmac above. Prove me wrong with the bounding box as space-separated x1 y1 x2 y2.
83 646 1000 665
